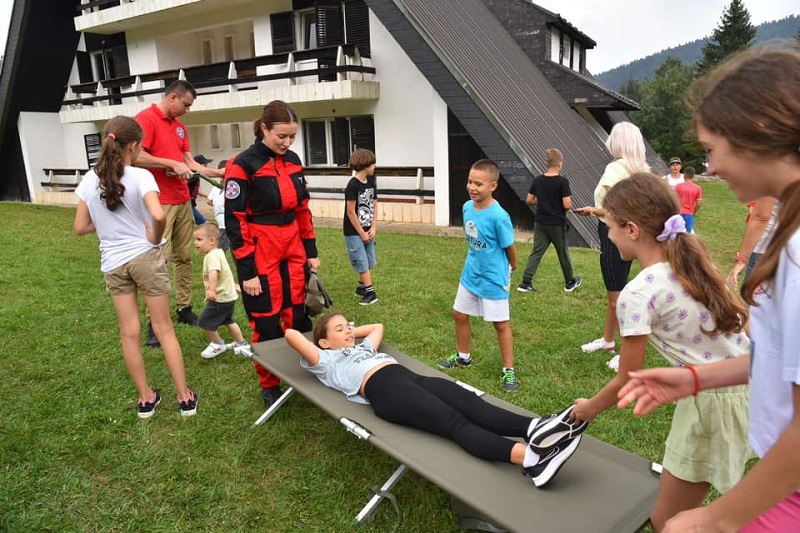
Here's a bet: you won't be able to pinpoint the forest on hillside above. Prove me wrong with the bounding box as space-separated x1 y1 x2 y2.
595 15 799 90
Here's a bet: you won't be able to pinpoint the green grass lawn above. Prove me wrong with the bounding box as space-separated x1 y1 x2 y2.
0 181 748 532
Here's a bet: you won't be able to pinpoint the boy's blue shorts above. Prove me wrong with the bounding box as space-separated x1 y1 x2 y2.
345 234 377 274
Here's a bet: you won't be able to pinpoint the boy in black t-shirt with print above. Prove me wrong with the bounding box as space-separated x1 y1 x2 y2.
343 149 379 305
517 149 581 293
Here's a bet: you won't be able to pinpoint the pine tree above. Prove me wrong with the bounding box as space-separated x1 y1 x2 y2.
631 57 704 168
696 0 756 75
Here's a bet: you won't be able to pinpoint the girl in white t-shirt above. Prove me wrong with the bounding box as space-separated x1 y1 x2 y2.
571 173 754 531
74 115 196 419
619 47 800 532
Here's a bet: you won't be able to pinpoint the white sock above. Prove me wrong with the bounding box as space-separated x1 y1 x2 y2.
458 352 471 361
523 447 540 468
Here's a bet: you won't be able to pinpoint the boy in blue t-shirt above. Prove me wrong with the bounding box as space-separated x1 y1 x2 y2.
439 160 520 392
343 148 378 305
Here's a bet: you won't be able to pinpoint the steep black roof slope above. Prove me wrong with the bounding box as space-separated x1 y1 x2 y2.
366 0 626 247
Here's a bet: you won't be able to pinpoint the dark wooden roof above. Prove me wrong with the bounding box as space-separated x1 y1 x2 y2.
366 0 628 247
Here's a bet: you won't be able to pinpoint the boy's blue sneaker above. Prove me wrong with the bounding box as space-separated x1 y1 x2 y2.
527 404 588 454
501 368 519 392
355 285 366 297
523 433 582 488
137 389 161 419
438 353 472 369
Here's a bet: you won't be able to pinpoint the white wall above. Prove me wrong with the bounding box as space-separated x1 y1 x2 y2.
18 113 98 203
368 12 437 168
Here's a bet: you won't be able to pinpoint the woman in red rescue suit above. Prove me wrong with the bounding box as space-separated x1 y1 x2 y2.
224 100 321 407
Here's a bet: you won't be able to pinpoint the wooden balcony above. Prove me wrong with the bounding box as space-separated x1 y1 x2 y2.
60 45 379 123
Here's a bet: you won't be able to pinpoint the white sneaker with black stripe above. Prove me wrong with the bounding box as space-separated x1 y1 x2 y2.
524 433 582 488
527 404 588 454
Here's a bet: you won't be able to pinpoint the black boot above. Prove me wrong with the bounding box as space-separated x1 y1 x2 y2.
145 322 161 348
176 306 198 325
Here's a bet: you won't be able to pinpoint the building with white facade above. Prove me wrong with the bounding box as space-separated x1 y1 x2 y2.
0 0 666 247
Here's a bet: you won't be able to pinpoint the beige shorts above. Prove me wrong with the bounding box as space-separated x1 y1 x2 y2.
663 384 756 493
104 248 170 297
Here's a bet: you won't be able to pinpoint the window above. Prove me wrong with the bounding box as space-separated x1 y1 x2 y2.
303 115 375 166
224 35 235 61
299 10 318 50
562 35 571 67
210 125 220 150
230 124 241 149
201 39 213 65
550 28 560 63
84 133 102 167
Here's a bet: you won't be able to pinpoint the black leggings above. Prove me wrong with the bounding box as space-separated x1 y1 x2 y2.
598 221 632 291
363 364 532 463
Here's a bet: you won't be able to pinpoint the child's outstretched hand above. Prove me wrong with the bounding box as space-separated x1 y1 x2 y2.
572 206 595 217
206 289 217 302
617 368 696 416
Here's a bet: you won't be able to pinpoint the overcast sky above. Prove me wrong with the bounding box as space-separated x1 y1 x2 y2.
0 0 797 72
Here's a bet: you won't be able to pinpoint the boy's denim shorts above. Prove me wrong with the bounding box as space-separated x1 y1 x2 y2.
345 234 377 274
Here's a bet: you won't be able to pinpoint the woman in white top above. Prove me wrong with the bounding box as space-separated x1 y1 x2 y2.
574 122 650 368
74 116 196 419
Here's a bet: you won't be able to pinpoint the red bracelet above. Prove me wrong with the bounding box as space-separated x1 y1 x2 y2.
735 252 747 263
685 365 700 396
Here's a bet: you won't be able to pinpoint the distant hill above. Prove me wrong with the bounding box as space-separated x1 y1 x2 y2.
595 15 800 91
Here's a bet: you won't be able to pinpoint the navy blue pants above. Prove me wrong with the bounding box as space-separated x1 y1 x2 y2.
363 364 531 462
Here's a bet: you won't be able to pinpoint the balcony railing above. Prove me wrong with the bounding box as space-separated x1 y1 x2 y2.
77 0 128 13
63 44 375 108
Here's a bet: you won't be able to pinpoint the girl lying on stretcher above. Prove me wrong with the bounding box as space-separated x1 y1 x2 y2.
285 313 587 488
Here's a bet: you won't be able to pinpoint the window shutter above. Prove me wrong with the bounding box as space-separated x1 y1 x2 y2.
332 118 350 166
76 52 92 84
344 0 370 58
270 12 296 53
349 115 375 153
84 133 102 167
305 121 328 165
110 45 130 78
315 3 344 47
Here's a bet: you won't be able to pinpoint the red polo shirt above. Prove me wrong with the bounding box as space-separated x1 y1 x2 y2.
135 104 191 205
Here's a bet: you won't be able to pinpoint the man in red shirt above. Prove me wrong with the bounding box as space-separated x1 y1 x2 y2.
135 80 223 346
674 166 703 233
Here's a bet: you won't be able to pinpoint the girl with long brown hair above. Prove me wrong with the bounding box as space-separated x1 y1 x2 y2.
619 45 800 532
572 173 753 531
74 116 196 418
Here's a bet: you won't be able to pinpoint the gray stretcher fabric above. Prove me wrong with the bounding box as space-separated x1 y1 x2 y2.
252 337 659 533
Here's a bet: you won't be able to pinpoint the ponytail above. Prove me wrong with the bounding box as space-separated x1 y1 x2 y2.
666 235 747 333
742 181 800 305
94 116 143 211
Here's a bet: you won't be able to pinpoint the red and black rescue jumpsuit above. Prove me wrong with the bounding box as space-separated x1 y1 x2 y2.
224 142 316 390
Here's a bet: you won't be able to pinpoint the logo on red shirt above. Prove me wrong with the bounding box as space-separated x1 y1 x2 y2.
176 127 185 139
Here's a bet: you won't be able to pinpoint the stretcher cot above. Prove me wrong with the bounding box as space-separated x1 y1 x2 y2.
250 336 659 532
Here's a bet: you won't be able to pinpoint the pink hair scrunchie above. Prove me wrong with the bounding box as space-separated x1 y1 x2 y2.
656 214 687 242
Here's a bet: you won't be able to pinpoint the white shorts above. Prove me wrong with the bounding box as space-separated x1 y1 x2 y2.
453 283 510 322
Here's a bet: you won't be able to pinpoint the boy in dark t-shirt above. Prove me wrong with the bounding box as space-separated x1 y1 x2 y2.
517 149 581 293
343 149 379 305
